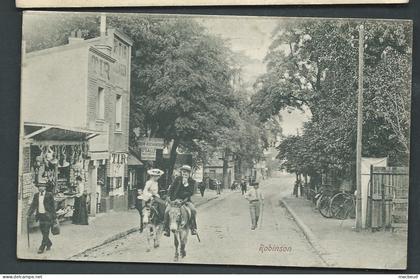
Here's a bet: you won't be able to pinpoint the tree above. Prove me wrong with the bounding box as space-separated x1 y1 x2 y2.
253 18 412 182
113 16 238 178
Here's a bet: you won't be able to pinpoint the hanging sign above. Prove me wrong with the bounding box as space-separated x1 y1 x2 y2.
139 138 164 161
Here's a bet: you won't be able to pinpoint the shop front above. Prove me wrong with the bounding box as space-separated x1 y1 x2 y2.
102 152 129 212
18 123 98 234
127 149 145 209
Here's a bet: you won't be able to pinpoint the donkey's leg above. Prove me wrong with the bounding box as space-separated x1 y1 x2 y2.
180 229 188 258
146 225 152 252
154 225 161 248
174 233 179 262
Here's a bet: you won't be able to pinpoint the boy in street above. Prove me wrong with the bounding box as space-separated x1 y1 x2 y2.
245 182 264 230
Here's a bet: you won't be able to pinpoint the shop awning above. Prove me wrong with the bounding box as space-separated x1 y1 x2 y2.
24 122 99 144
128 152 143 166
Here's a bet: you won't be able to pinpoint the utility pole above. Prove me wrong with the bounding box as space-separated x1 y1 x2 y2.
355 24 365 231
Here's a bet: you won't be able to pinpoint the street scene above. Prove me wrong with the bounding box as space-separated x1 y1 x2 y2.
17 12 412 269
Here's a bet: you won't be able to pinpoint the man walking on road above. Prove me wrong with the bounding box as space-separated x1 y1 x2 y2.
245 182 264 230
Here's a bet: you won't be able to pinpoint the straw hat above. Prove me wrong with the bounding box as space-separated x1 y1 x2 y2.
147 168 164 176
179 165 192 172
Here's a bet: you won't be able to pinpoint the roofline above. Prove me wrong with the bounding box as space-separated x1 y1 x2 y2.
109 28 134 46
26 40 91 59
25 28 133 59
89 46 116 63
24 121 100 135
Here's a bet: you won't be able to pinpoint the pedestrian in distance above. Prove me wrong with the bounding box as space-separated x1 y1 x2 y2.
245 182 264 230
216 180 221 195
27 179 57 254
199 181 206 197
240 178 247 195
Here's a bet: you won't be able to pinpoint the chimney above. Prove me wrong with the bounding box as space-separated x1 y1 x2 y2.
95 13 112 55
100 13 107 37
68 29 84 45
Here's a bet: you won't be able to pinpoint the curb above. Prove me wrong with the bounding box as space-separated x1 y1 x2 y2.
69 193 225 259
279 198 334 267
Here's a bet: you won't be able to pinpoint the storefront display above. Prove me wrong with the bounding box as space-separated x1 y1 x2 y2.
29 142 90 222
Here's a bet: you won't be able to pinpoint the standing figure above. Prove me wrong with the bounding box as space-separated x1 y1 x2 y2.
27 181 57 254
199 181 206 197
163 165 197 237
135 188 144 233
72 176 89 225
240 178 248 195
245 182 264 230
216 180 221 195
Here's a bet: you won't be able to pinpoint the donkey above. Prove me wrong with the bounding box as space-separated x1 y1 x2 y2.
168 200 190 261
142 200 163 252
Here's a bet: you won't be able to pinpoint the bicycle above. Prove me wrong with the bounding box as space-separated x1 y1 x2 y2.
317 185 338 218
329 192 356 220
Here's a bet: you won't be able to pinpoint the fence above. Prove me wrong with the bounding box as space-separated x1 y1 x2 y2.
367 166 409 231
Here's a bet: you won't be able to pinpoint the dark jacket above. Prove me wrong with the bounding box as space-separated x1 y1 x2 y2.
28 191 56 221
168 176 195 202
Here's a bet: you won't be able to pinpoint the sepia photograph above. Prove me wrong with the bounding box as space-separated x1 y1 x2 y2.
17 11 412 269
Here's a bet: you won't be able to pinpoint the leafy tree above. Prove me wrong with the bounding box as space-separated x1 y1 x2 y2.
253 19 412 182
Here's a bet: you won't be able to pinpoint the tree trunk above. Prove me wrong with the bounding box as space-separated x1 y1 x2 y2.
222 149 229 190
237 157 242 180
167 139 179 185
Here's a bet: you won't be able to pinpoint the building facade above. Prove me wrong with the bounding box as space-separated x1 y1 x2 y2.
19 26 133 234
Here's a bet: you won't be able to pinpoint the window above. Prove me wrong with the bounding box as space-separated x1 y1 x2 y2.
115 94 122 131
113 39 118 54
97 87 105 120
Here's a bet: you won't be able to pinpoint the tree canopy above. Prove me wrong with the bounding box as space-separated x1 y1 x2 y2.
251 19 412 178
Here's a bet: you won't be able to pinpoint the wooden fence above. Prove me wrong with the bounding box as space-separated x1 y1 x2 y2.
367 166 409 232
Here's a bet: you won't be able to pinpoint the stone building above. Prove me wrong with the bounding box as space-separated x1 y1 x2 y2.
18 20 133 234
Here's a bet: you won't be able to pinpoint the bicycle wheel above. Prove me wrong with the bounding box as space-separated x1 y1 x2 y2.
330 193 348 219
318 194 333 218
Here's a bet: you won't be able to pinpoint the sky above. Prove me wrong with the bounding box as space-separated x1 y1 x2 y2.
196 16 311 136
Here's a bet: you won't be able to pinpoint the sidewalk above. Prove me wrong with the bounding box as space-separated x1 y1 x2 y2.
281 196 407 269
17 189 231 261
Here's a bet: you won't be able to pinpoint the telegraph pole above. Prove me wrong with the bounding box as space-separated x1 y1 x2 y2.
355 24 365 231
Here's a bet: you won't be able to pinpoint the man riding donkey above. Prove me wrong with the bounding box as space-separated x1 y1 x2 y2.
163 165 198 237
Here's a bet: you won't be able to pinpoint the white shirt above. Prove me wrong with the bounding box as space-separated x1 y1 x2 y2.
245 187 264 202
143 180 159 197
38 192 46 213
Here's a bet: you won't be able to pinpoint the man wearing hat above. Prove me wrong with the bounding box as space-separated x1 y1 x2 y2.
27 179 57 254
245 182 264 230
163 165 197 236
136 168 164 232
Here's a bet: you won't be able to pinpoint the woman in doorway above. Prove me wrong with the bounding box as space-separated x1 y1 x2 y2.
72 176 89 225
